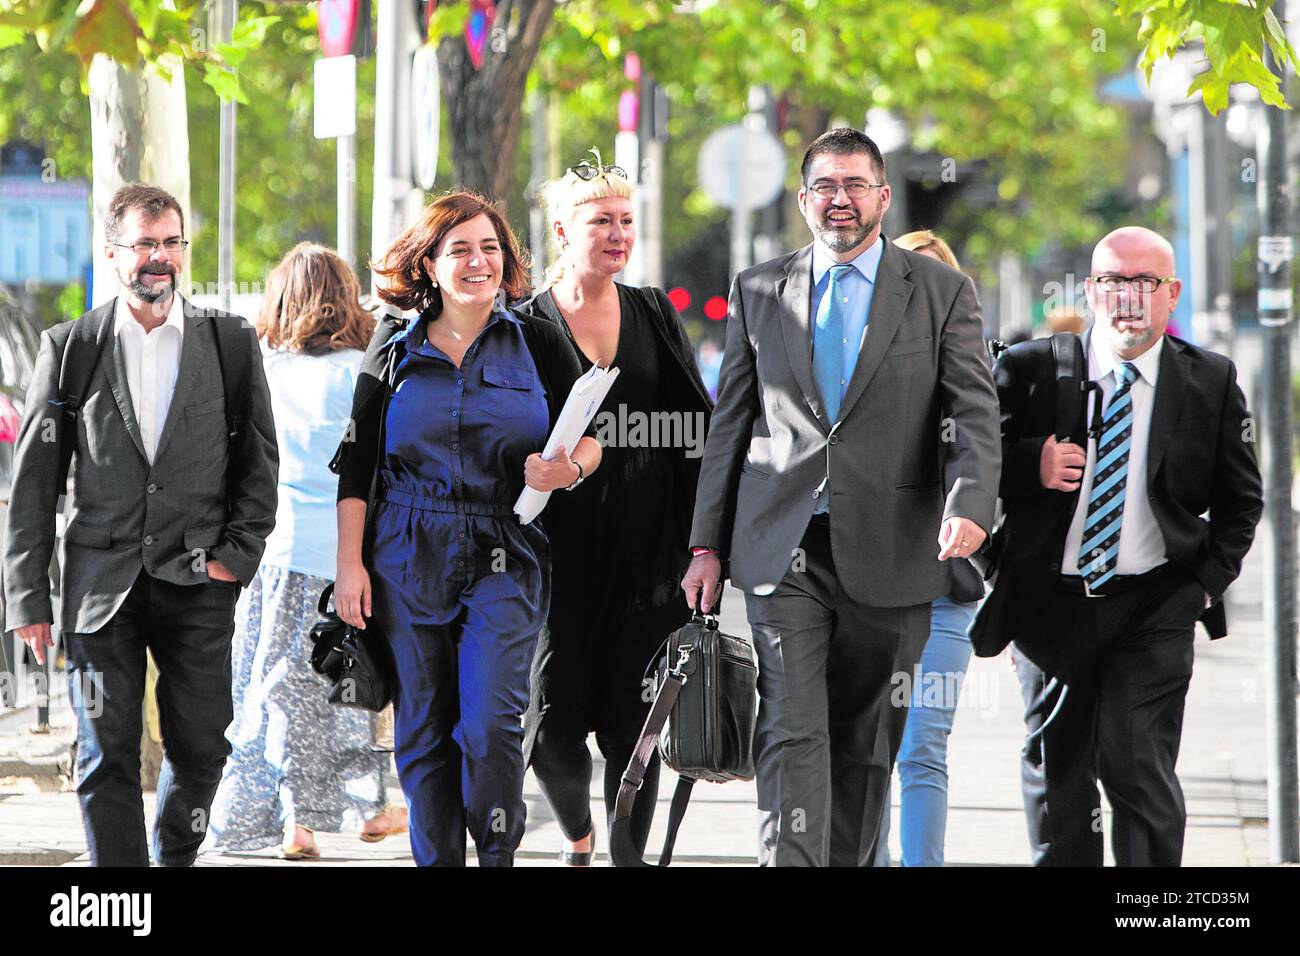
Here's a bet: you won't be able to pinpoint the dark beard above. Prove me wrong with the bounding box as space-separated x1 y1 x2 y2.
130 269 175 304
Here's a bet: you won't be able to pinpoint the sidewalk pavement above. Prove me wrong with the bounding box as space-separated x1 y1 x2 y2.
2 511 1279 867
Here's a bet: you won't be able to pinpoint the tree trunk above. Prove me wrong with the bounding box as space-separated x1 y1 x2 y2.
437 0 557 209
86 54 191 789
88 54 192 306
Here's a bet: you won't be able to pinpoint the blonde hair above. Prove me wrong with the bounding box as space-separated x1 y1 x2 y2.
895 230 960 271
257 242 375 353
539 150 635 288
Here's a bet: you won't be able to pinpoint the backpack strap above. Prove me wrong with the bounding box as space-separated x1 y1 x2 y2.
1050 332 1089 443
50 306 115 495
209 313 254 448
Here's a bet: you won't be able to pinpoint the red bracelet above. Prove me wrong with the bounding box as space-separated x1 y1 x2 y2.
691 547 719 557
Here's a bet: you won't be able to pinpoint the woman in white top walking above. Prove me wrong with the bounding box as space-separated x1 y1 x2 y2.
207 243 405 859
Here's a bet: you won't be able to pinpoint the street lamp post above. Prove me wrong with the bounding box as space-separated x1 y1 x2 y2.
1257 0 1300 865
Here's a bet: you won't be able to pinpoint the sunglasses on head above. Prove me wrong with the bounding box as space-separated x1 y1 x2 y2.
566 147 627 183
567 161 628 182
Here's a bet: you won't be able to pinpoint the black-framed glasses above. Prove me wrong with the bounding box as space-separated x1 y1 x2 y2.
807 181 884 200
113 238 189 255
567 160 628 182
1088 274 1177 293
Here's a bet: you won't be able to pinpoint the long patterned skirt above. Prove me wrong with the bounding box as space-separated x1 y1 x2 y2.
207 565 388 851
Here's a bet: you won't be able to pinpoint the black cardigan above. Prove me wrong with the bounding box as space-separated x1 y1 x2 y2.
330 306 589 504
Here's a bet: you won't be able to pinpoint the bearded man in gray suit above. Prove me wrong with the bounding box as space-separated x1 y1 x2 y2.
3 184 278 866
682 129 1000 866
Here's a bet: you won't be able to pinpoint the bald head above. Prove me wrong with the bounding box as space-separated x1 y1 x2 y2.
1085 225 1181 360
1091 226 1176 276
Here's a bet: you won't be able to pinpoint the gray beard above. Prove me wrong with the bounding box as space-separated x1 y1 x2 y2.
1101 317 1155 352
812 213 877 253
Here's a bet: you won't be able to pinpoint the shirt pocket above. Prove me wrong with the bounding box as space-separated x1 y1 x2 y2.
477 363 535 420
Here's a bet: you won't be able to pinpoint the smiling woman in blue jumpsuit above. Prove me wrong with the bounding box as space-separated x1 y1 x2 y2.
331 192 602 866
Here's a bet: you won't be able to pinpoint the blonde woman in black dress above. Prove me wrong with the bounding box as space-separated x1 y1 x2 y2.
519 153 712 865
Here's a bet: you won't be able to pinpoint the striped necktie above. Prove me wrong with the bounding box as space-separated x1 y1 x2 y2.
1079 361 1138 590
814 264 853 423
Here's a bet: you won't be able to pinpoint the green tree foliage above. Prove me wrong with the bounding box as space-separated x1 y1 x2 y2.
1117 0 1299 113
3 0 1298 294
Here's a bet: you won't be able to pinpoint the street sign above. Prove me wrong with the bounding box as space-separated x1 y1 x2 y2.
466 0 496 70
314 55 358 139
698 124 786 210
0 177 91 285
318 0 362 57
411 44 440 191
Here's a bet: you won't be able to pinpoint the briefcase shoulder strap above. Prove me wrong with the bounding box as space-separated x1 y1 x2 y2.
610 635 704 867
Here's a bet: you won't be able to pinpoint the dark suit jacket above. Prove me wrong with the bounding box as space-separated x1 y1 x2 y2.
2 297 279 635
971 330 1263 664
690 236 1001 606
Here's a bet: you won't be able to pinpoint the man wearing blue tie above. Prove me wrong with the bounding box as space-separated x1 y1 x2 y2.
683 128 1001 866
976 227 1263 865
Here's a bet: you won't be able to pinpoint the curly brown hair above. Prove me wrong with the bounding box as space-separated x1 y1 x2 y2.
372 191 531 315
257 243 375 353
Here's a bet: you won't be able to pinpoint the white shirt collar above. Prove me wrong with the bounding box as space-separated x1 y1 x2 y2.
1091 329 1163 389
114 293 185 339
812 234 883 287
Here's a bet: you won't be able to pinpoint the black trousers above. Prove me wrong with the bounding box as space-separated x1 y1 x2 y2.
64 569 239 866
526 599 689 855
1012 568 1203 866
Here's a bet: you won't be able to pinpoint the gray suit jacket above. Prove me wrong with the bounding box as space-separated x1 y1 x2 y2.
3 297 278 635
689 236 1000 606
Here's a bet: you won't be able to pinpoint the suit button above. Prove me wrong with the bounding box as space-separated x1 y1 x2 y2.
828 435 840 445
146 483 157 494
144 535 154 546
1049 562 1059 572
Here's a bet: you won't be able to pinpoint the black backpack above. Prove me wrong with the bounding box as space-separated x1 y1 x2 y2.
972 332 1097 581
47 301 253 496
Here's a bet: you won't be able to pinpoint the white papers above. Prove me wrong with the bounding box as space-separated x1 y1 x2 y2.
513 364 621 524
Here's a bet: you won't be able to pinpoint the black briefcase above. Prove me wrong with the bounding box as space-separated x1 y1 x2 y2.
609 606 758 866
658 611 758 782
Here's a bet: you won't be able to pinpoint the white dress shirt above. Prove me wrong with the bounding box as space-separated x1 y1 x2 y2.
1061 334 1167 576
114 294 184 465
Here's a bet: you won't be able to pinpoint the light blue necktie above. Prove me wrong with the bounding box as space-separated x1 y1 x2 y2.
1079 362 1138 590
814 264 853 423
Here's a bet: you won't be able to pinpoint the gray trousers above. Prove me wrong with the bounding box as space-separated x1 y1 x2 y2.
745 518 931 866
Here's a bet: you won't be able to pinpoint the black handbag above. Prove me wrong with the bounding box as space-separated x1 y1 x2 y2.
609 604 758 867
309 582 393 712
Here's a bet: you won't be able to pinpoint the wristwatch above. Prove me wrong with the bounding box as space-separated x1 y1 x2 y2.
564 459 585 491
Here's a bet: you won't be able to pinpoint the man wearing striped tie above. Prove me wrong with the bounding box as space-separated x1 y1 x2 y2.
987 226 1263 866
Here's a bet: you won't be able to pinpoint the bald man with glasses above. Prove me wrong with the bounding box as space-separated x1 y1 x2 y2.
973 226 1263 866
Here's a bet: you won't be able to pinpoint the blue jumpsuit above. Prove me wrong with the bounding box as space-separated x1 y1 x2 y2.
369 307 551 866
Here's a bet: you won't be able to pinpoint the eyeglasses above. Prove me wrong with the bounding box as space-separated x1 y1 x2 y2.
113 239 190 255
567 161 628 182
806 181 884 200
1088 274 1177 293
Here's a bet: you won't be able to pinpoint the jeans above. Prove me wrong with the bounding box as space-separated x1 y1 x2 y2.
875 596 976 866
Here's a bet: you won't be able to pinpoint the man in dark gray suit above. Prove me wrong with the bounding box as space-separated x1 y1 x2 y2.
3 184 278 866
682 129 1000 866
